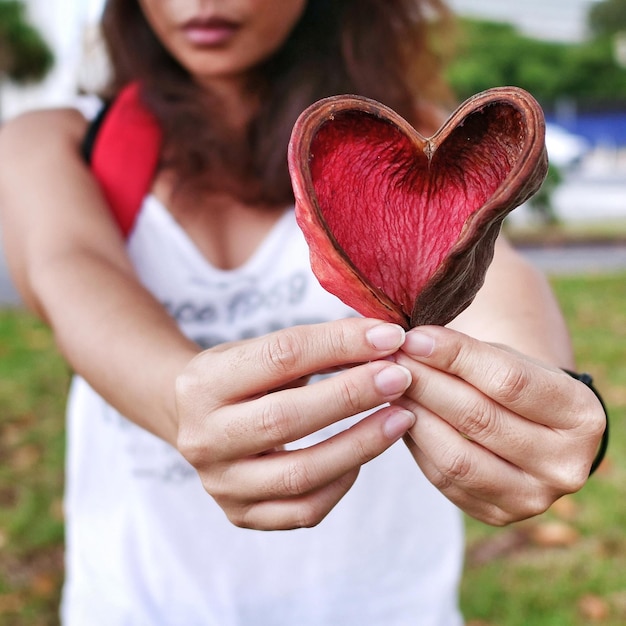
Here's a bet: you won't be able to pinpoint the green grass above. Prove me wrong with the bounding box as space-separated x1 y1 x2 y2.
0 272 625 624
0 310 69 625
462 272 626 626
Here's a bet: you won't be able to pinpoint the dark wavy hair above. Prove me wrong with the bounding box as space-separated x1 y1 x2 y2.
101 0 455 204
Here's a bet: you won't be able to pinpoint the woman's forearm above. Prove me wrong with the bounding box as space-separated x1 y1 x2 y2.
449 236 575 368
0 109 199 445
33 249 200 444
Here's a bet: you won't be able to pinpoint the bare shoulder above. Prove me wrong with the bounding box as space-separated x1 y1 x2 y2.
0 107 88 162
0 107 92 208
0 106 132 316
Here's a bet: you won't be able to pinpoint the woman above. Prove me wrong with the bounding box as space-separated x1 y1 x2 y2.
0 1 605 624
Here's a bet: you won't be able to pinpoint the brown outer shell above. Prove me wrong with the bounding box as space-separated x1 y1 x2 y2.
288 87 548 328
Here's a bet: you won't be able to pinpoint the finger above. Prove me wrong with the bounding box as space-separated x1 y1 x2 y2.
203 405 415 502
201 360 412 460
393 352 557 470
203 319 407 403
402 406 552 525
224 470 360 530
400 326 586 429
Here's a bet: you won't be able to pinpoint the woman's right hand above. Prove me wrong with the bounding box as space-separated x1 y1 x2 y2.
175 318 414 530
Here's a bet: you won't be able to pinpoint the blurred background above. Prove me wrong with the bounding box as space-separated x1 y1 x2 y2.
2 0 626 297
448 0 626 233
0 1 625 625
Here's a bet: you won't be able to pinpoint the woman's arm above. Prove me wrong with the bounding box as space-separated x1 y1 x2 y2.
0 109 199 443
395 235 605 525
0 110 417 529
449 236 574 367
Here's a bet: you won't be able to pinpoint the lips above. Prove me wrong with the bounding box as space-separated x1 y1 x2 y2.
182 17 240 46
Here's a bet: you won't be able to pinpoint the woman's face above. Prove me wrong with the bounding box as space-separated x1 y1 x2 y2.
138 0 307 86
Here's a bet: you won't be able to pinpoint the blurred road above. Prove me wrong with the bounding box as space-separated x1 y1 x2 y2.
0 243 20 306
519 242 626 276
0 239 625 308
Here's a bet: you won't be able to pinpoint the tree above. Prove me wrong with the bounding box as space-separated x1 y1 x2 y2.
0 0 54 84
446 19 571 105
588 0 626 38
446 18 626 108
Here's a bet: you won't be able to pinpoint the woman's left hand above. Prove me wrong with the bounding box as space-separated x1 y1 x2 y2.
393 325 607 526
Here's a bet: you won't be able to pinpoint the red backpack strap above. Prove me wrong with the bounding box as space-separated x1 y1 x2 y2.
90 82 162 237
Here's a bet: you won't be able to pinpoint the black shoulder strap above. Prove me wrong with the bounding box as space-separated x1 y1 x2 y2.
81 100 112 164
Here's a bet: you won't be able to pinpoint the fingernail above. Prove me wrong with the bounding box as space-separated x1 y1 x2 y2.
374 364 412 396
366 324 406 351
383 409 416 440
404 330 435 357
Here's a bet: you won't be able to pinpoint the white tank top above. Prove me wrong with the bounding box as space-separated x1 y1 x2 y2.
61 195 464 625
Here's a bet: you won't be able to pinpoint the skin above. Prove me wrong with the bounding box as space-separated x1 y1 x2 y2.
138 0 307 83
0 0 606 531
138 0 307 123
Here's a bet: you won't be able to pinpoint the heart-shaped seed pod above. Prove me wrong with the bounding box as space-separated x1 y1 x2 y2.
288 87 548 329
